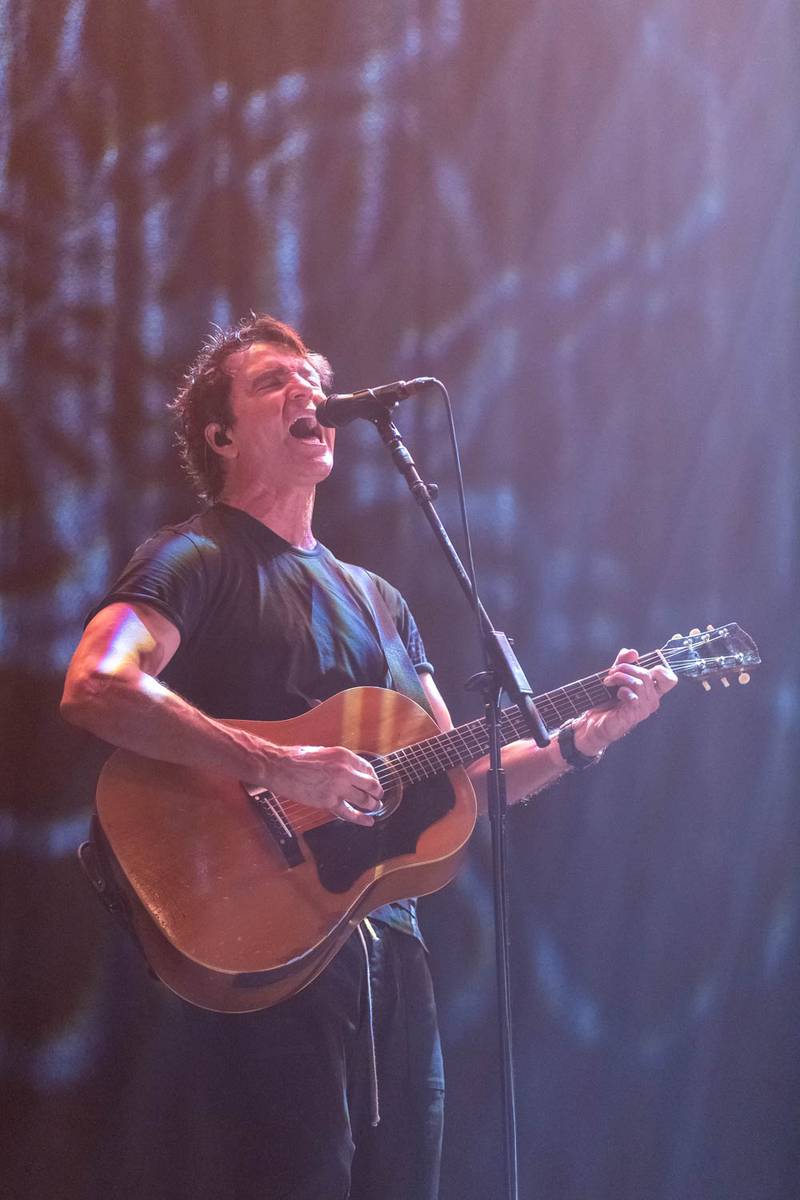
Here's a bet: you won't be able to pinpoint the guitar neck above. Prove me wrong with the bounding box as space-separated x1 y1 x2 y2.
382 621 759 787
387 665 623 785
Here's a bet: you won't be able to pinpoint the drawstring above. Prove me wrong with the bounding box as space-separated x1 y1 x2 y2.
357 919 381 1127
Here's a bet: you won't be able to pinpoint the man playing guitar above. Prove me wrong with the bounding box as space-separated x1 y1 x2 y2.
62 314 676 1200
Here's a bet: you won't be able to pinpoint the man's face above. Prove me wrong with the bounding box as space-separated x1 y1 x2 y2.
218 342 334 493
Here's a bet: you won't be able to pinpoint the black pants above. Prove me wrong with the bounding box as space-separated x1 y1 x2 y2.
169 926 444 1200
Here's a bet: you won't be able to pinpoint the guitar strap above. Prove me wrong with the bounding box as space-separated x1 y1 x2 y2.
336 561 435 719
78 814 157 975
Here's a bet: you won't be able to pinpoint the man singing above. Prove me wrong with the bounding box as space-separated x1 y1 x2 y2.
62 314 676 1199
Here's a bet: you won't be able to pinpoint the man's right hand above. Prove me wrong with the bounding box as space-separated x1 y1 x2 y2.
249 741 384 827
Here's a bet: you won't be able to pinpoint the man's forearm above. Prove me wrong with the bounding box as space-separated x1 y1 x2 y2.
465 646 680 812
467 733 575 814
61 662 387 823
61 665 275 781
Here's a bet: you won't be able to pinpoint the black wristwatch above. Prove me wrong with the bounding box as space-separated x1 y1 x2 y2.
557 721 604 771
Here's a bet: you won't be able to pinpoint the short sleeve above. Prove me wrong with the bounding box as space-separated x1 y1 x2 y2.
84 528 213 642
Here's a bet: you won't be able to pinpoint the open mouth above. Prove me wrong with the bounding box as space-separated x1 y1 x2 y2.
289 416 324 442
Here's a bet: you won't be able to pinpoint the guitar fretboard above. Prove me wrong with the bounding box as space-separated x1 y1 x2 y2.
382 671 618 785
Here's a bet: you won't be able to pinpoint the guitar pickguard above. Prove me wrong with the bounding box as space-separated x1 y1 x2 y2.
303 774 456 894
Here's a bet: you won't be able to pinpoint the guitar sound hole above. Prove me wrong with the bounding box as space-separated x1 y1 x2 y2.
359 755 402 820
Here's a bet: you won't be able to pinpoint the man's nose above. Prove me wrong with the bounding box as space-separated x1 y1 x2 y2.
288 372 317 398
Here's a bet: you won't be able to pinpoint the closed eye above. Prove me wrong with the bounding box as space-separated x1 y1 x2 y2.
251 367 322 394
252 372 285 392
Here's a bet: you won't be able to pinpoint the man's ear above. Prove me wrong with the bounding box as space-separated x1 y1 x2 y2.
205 423 235 454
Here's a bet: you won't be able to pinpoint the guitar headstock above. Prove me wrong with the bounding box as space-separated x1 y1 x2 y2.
660 623 761 690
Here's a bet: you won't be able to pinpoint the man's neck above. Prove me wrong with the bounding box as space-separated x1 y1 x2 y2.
221 483 317 550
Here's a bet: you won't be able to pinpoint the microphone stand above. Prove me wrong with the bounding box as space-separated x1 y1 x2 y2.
371 412 550 1200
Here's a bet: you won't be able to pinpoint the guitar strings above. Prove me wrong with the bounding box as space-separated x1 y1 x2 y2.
284 647 718 816
271 644 719 833
295 647 705 807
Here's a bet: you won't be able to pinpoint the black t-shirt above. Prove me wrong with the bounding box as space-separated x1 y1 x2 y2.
91 502 433 938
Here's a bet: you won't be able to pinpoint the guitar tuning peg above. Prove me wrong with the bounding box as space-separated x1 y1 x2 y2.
701 680 712 692
738 672 751 685
689 628 701 636
721 677 730 688
706 624 715 631
672 633 683 640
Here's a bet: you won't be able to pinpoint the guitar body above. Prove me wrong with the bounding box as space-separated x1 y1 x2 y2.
96 687 477 1013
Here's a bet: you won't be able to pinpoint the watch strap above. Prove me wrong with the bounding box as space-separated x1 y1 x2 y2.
558 721 604 771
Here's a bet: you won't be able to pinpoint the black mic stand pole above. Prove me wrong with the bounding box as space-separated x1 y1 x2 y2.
372 413 550 1200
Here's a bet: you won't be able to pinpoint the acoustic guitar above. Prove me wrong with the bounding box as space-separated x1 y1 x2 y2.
94 623 759 1012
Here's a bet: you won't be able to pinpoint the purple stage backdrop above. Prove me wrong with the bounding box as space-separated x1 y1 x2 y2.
2 2 799 1197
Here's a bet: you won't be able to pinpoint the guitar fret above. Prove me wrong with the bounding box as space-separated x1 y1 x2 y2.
573 679 596 707
554 687 581 718
534 697 562 724
402 754 426 782
393 746 423 783
453 728 478 756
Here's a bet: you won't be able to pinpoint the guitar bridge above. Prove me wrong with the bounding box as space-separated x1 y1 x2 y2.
244 785 305 867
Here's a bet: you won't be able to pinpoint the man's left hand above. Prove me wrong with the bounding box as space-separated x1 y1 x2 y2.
572 648 678 759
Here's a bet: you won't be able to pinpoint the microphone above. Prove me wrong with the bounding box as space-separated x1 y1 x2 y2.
316 377 438 428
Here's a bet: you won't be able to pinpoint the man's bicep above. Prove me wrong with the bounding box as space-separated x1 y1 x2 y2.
72 602 181 680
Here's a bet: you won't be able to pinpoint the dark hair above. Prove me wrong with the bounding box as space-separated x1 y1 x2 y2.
170 313 332 501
